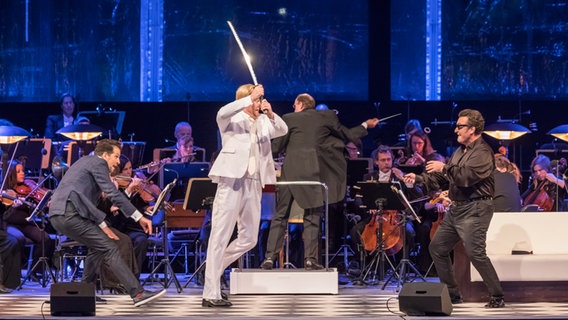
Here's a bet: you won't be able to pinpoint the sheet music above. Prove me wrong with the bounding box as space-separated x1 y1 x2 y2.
148 179 176 216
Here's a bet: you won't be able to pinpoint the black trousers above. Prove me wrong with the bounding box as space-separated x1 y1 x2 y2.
0 229 21 289
265 185 322 263
429 200 503 298
49 203 144 298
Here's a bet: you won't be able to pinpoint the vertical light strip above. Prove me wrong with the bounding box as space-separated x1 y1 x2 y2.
25 0 29 42
140 0 164 101
425 0 442 100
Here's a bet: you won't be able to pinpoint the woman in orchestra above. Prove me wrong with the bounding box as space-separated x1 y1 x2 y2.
401 130 436 166
112 155 165 279
493 154 522 212
2 160 55 279
521 154 566 211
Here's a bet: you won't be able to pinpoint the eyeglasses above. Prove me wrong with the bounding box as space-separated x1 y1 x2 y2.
455 124 469 130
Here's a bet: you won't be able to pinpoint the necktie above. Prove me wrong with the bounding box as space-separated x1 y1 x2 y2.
248 120 259 176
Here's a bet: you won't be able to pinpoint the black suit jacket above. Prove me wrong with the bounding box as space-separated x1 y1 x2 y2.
44 114 66 140
49 155 138 225
272 109 367 208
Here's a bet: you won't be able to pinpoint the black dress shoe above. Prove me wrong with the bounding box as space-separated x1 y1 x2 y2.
202 298 232 307
485 296 505 308
0 284 13 294
260 258 273 270
305 259 324 270
450 295 463 304
95 296 108 304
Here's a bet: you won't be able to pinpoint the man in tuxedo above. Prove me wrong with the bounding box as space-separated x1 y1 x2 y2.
203 84 287 307
261 93 378 270
48 139 166 307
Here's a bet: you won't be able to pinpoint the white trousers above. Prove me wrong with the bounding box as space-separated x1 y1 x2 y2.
202 176 261 300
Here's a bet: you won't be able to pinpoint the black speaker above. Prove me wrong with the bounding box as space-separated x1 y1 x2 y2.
399 282 453 316
50 282 96 316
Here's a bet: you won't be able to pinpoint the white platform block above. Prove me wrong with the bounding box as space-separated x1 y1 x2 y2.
230 268 338 295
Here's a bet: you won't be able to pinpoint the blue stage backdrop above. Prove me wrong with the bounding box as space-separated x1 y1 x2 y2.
0 0 368 102
391 0 568 101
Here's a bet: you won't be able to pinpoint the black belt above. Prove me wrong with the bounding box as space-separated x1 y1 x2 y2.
452 196 493 206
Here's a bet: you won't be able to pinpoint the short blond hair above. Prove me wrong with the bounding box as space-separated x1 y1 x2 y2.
236 84 255 100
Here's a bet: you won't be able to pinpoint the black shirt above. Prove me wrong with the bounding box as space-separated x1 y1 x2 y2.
493 170 521 212
417 137 495 202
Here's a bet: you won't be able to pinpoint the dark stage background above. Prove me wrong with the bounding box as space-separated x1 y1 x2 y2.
1 0 568 192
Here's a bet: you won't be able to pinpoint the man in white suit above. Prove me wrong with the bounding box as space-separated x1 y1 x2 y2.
202 84 288 307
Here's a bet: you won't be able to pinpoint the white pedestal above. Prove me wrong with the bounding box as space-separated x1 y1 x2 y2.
230 268 338 294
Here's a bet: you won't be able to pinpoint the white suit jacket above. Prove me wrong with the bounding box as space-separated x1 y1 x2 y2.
209 96 288 187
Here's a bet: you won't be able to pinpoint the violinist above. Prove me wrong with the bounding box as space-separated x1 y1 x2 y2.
0 202 21 292
2 160 55 280
521 154 565 212
112 154 165 278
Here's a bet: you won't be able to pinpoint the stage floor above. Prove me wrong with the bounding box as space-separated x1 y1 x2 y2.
2 274 568 319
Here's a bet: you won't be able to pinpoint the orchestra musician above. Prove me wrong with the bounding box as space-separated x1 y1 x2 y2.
493 154 522 212
44 93 76 140
2 160 55 279
400 130 437 166
521 154 566 211
0 202 21 292
350 145 423 262
111 154 165 280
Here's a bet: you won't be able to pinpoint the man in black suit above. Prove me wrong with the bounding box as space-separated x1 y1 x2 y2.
49 139 165 307
44 93 76 140
261 93 378 269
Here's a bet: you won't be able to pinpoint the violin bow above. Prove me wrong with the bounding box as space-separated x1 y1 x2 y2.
227 21 259 85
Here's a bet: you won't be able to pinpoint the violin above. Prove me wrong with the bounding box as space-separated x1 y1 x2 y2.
428 190 451 240
14 179 50 203
1 190 37 208
114 174 160 203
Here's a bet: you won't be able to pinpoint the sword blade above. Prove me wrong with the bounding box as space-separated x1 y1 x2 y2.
227 21 258 85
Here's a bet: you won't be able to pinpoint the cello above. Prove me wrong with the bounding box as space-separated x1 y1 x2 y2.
360 209 403 256
523 179 554 212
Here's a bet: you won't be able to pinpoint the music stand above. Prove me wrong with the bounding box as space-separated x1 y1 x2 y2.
355 182 404 284
381 183 426 290
17 190 57 289
142 179 183 293
182 178 217 288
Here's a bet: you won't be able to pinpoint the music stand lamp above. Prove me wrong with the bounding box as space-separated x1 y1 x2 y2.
17 190 56 289
0 126 31 183
56 124 103 158
483 122 530 162
548 125 568 143
142 179 183 293
182 178 217 288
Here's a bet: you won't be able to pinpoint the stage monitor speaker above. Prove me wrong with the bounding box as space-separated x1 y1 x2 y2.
399 282 452 316
50 282 96 316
